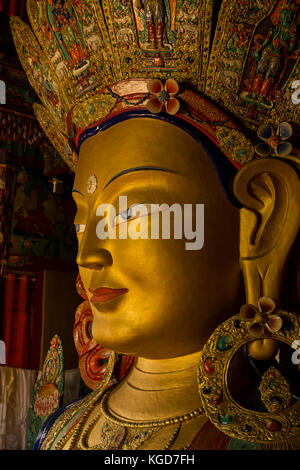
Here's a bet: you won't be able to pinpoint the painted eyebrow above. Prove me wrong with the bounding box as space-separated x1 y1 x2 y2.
72 189 86 197
103 166 176 190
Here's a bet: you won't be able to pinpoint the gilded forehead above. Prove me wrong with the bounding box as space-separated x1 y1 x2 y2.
75 118 218 193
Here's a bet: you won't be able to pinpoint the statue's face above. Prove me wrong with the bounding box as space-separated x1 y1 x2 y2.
73 118 242 358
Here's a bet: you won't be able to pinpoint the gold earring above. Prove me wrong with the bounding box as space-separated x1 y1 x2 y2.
198 297 300 449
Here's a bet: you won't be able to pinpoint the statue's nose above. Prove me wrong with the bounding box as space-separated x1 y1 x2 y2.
77 233 113 270
77 248 113 270
76 218 113 270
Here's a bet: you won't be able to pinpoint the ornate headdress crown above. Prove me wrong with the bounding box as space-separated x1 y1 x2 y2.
10 0 300 171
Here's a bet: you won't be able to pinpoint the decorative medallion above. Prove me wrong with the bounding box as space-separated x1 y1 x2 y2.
147 78 180 114
259 366 293 412
255 122 293 157
86 175 98 194
198 301 300 444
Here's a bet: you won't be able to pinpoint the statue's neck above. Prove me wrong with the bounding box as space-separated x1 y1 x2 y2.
108 351 203 421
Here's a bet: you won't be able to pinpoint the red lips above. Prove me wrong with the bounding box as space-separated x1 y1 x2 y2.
89 287 128 303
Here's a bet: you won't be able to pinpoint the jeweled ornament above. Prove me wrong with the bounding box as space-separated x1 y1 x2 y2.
204 358 216 374
217 335 233 351
86 175 98 194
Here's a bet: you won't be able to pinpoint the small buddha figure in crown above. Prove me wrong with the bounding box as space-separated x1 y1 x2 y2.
248 1 298 107
136 0 168 49
48 0 88 69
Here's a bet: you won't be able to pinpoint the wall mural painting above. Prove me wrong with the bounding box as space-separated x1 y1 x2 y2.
9 168 77 270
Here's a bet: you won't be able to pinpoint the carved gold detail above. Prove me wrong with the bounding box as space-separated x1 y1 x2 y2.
198 309 300 444
10 0 300 170
71 94 117 129
259 366 292 413
216 127 255 165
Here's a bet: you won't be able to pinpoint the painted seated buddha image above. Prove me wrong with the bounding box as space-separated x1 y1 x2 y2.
11 0 300 450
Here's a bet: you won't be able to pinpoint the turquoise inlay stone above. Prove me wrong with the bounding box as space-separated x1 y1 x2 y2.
219 414 233 425
269 380 276 390
217 335 232 351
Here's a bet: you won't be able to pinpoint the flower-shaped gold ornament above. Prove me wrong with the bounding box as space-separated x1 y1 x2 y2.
240 297 283 338
147 79 180 115
255 122 293 158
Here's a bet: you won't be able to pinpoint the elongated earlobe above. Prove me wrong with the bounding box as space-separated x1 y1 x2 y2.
233 158 300 305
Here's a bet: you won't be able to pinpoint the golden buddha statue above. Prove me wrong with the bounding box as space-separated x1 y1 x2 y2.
11 0 300 450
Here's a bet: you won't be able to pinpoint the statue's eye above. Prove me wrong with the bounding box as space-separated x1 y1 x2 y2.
113 205 140 227
113 203 165 227
75 224 86 234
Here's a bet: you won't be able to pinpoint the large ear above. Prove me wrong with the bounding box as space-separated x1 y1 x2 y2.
233 158 300 305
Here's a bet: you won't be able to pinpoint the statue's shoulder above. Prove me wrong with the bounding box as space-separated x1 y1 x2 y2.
34 393 93 450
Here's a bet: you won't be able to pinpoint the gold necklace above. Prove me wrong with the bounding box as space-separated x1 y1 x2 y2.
100 385 204 428
78 416 182 450
66 385 204 450
48 352 205 450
